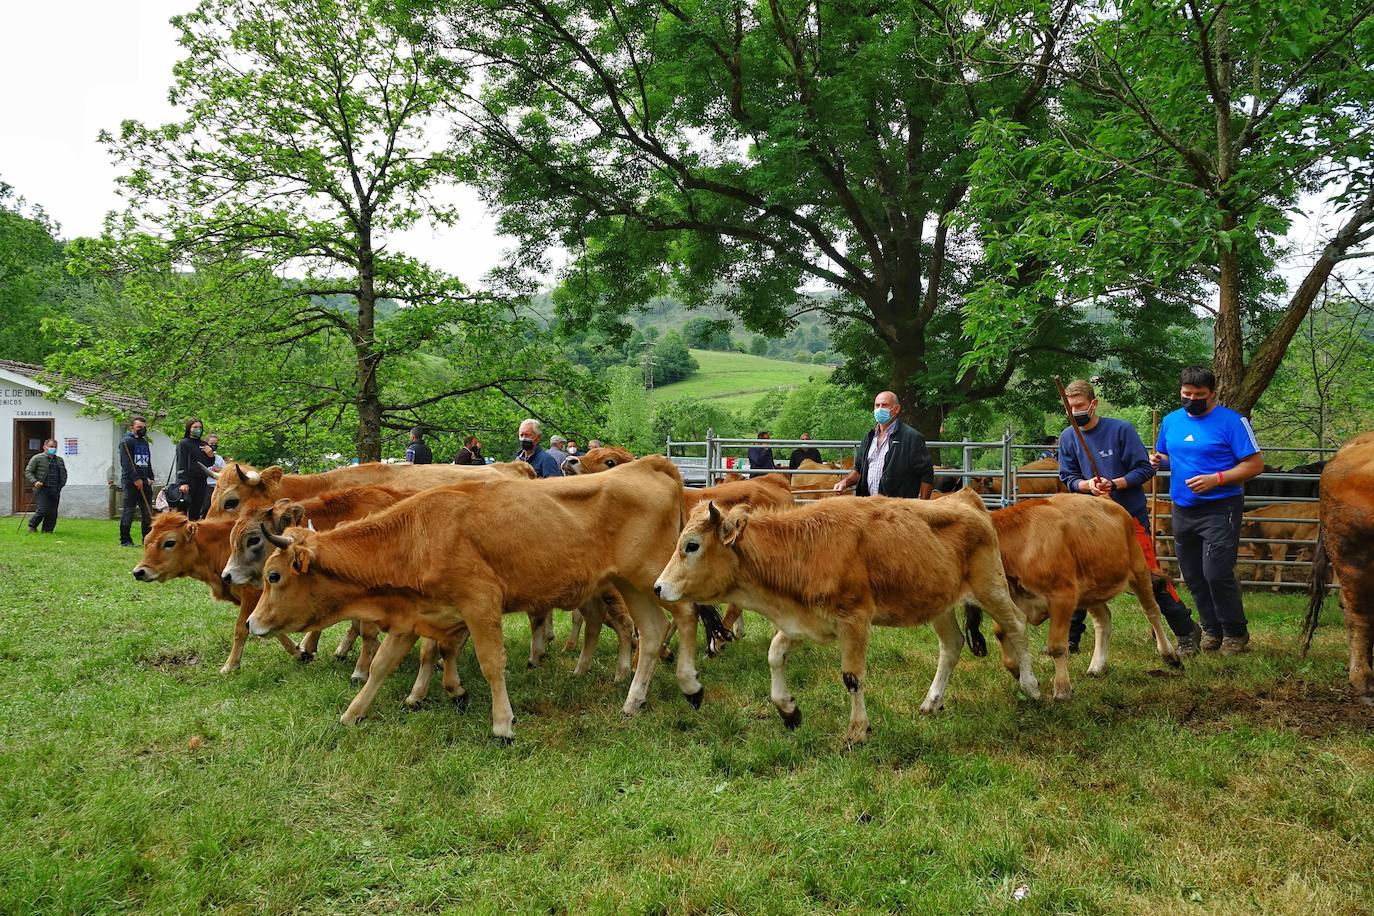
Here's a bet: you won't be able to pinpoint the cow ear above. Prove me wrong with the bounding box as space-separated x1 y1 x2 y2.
184 522 198 541
290 545 312 574
261 466 285 485
272 498 292 512
281 504 306 529
720 506 749 547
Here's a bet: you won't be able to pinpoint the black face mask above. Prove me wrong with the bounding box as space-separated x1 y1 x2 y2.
1182 397 1210 416
1072 412 1092 427
519 438 535 452
134 429 146 439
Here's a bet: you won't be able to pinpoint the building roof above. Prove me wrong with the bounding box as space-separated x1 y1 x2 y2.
0 359 150 415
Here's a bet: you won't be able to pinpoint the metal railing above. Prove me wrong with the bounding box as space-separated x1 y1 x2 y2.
665 432 1334 591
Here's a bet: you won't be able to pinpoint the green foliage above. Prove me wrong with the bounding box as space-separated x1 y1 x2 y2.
648 330 698 386
603 364 654 452
770 381 873 443
650 397 743 444
681 316 733 351
0 183 67 363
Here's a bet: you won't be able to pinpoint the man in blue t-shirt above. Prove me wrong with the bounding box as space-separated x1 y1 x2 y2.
1152 366 1265 654
1057 380 1201 656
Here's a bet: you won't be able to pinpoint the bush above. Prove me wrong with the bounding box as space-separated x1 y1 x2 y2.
651 398 744 444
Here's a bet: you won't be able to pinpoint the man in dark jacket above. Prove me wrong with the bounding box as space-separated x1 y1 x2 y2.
405 427 433 464
453 435 484 465
787 433 823 469
834 391 934 499
119 416 155 546
747 431 776 477
514 418 562 478
25 438 67 533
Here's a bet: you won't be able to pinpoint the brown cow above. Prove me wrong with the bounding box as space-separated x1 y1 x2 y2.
972 494 1182 700
1238 502 1320 589
247 456 692 738
132 513 304 673
980 457 1068 497
654 489 1041 742
208 459 534 517
1304 432 1374 704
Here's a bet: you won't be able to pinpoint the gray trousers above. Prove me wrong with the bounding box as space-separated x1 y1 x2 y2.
29 487 60 532
1172 494 1248 638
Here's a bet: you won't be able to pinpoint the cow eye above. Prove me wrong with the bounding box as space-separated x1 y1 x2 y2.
685 541 700 554
605 460 616 468
162 539 176 549
224 498 239 510
267 571 281 584
247 535 260 547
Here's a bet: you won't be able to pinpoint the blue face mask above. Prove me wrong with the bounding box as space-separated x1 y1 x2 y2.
874 407 892 425
46 447 57 456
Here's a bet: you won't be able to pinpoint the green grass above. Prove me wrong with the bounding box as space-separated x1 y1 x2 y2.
651 349 832 414
3 519 1374 913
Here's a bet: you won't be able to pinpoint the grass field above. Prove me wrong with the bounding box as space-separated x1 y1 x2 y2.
651 350 832 414
3 519 1373 913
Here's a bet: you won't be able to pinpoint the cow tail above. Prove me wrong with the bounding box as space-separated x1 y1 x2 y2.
962 604 988 657
1302 531 1330 658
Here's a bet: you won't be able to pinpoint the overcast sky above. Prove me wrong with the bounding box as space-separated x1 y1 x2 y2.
0 0 512 288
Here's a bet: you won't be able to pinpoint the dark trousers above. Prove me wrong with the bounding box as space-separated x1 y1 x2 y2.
1172 494 1247 638
183 480 208 521
1069 508 1197 645
120 482 152 544
28 487 60 532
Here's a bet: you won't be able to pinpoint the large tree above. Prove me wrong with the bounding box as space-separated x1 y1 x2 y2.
407 0 1190 434
99 0 489 460
0 182 67 364
964 0 1374 415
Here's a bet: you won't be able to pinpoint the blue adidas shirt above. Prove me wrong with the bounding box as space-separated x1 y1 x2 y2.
1155 405 1260 507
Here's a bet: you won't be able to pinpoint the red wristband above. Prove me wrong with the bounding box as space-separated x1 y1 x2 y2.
1217 471 1225 484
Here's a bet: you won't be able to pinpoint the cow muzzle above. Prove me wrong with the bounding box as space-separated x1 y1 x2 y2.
561 457 581 475
247 615 273 637
654 579 681 602
132 566 156 582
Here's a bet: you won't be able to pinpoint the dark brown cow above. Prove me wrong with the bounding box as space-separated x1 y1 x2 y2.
131 513 303 673
654 489 1041 742
1304 432 1374 704
247 456 692 738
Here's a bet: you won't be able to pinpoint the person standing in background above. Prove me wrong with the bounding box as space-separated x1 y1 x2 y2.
405 427 433 464
787 432 823 469
119 417 155 547
453 435 484 465
24 438 67 534
747 431 776 477
546 435 569 469
201 433 226 517
833 391 934 499
176 418 215 521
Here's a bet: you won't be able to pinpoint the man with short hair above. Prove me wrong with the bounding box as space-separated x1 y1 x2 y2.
515 418 563 477
201 433 227 517
24 438 67 533
588 439 603 450
119 416 155 547
546 435 569 469
747 431 776 477
1152 366 1265 655
1057 379 1202 656
405 427 433 465
787 432 823 470
453 434 484 465
833 391 934 499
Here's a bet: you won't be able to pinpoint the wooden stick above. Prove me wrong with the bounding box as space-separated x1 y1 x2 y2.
1149 408 1160 558
1053 376 1104 482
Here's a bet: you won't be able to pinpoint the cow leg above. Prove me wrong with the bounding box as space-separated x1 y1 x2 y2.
1045 593 1077 701
604 594 636 682
441 644 466 708
333 620 361 660
564 608 585 652
619 591 671 715
352 621 382 685
1130 563 1181 669
527 609 551 669
921 608 963 714
727 604 745 639
275 633 304 660
970 552 1041 700
1085 604 1113 678
298 629 320 661
466 612 516 741
836 620 872 743
675 605 705 709
768 629 802 729
339 631 419 725
221 595 255 674
405 638 440 709
1340 584 1374 705
1270 543 1287 591
543 609 556 645
573 600 604 676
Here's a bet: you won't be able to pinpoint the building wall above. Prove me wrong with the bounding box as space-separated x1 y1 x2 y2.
1 381 176 519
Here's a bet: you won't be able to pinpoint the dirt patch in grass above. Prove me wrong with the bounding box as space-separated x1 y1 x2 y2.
1179 678 1373 738
138 651 202 672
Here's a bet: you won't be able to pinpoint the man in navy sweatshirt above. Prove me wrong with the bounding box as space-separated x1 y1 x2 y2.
1057 379 1202 656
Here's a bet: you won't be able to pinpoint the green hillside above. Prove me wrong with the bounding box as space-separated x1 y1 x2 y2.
650 349 832 413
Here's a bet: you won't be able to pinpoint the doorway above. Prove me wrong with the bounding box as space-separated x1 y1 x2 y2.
12 419 55 514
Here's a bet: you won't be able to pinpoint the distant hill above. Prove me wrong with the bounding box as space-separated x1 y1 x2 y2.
650 349 832 413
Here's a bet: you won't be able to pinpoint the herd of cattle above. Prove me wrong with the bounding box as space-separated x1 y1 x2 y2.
127 436 1374 742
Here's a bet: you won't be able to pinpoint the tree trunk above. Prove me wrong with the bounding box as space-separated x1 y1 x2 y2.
354 229 384 463
1211 212 1247 412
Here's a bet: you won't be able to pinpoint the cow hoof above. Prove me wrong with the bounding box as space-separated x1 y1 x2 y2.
339 714 365 726
919 699 943 714
453 693 468 711
218 664 237 675
1053 689 1073 702
526 660 536 670
404 698 422 711
1086 666 1106 678
844 724 871 744
350 673 366 687
298 651 315 664
1165 652 1184 669
333 651 350 662
493 734 514 746
685 688 704 710
778 705 802 730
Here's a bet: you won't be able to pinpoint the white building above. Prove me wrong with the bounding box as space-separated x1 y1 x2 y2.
1 360 176 519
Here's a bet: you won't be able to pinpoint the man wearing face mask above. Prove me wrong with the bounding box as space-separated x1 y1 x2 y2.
833 391 934 499
514 418 563 478
1057 379 1202 656
1152 366 1265 655
119 416 155 547
453 434 484 465
24 438 68 534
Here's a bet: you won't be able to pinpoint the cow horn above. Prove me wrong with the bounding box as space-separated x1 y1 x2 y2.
245 469 262 485
260 523 294 549
307 519 316 531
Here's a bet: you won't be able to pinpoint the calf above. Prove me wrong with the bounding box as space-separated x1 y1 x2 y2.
1304 433 1374 704
970 494 1182 700
247 456 692 739
132 513 304 673
654 489 1040 742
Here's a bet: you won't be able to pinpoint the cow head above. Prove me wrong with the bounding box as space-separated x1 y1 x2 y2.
655 501 748 603
209 462 286 517
223 499 305 587
132 512 202 583
247 526 325 637
561 446 636 476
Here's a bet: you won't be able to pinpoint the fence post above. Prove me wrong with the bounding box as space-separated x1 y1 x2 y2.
962 443 972 490
706 427 716 486
665 434 673 459
1002 428 1014 506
